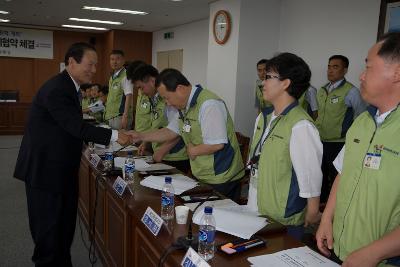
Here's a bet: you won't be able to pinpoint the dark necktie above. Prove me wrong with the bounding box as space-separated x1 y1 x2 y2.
77 90 82 106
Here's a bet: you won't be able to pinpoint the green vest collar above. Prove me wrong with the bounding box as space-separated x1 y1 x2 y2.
189 84 203 108
111 68 125 80
323 78 347 90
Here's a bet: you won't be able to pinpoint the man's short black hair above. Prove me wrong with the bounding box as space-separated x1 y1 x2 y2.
80 83 92 91
64 42 96 66
129 64 159 83
329 55 349 68
257 59 268 66
111 49 124 57
266 52 311 100
155 69 190 92
99 85 109 95
378 32 400 63
126 60 147 81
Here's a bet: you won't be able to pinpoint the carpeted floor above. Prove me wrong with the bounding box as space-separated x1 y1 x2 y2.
0 135 102 267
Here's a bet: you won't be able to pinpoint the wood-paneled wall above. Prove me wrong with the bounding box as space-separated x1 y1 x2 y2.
0 28 152 103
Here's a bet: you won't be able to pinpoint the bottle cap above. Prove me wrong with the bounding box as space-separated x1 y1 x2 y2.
165 176 172 183
204 206 213 214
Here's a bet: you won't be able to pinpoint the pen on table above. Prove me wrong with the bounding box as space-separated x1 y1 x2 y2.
234 240 265 252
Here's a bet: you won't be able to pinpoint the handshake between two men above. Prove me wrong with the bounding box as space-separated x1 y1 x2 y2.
116 130 143 146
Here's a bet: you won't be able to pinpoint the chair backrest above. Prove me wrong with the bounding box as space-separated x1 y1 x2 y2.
235 132 250 165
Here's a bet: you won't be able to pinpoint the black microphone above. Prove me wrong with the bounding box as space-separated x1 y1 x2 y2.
175 191 216 250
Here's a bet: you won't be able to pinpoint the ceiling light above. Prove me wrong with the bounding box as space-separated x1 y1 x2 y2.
0 19 10 22
0 11 9 14
62 24 108 31
69 18 123 25
82 6 148 15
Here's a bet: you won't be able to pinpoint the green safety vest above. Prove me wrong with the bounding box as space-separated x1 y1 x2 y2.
104 68 132 121
333 106 400 266
135 90 152 132
315 80 354 142
81 98 90 110
178 86 244 184
149 94 187 161
257 103 313 226
255 81 272 110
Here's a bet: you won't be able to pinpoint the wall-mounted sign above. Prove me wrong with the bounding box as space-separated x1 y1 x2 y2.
0 26 53 59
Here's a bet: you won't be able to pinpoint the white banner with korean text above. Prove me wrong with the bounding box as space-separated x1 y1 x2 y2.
0 27 53 59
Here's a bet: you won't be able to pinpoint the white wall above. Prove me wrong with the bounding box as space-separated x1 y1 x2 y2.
279 0 381 89
152 19 209 86
235 0 281 136
207 0 242 119
151 0 382 137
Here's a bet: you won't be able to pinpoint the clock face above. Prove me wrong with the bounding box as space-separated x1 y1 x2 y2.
213 10 231 44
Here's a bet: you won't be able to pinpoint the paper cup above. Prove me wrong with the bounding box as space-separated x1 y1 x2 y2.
175 206 190 224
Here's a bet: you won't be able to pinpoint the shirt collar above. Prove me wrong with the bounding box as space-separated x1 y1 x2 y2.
328 79 345 91
375 107 396 127
185 85 197 112
113 68 124 78
67 71 80 93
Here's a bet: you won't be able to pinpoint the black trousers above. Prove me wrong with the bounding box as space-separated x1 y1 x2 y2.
320 142 344 203
209 178 242 203
25 184 78 267
162 159 191 175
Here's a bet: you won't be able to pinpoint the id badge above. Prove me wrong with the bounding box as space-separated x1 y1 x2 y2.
330 96 339 104
363 153 381 170
141 102 148 108
183 123 191 133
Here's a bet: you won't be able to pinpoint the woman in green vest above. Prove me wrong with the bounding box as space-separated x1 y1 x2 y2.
250 52 323 240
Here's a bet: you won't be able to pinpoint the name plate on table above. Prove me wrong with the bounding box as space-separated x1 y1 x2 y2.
141 207 163 236
90 153 102 168
181 247 210 267
112 176 127 196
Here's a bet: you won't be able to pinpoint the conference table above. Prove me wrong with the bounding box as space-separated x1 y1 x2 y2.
78 147 303 267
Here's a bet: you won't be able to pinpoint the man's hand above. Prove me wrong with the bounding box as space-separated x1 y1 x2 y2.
152 149 164 162
316 217 334 257
121 114 128 129
305 210 321 227
117 130 131 146
342 246 380 267
138 142 147 156
187 143 197 160
126 130 142 144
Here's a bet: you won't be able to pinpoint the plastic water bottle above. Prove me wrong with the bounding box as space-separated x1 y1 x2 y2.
198 206 216 261
124 151 135 182
161 177 175 220
103 143 113 171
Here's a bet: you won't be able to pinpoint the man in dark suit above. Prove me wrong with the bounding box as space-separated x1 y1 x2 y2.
14 42 131 267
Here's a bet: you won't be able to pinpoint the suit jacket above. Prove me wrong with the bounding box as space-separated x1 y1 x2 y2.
14 70 112 193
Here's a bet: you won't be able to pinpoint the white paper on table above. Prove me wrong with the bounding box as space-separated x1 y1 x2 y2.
185 199 238 212
134 159 150 169
114 158 152 169
135 163 175 172
139 174 198 195
248 246 340 267
192 203 268 239
83 114 94 120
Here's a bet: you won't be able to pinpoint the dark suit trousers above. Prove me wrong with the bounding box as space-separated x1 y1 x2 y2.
320 141 344 203
25 184 78 267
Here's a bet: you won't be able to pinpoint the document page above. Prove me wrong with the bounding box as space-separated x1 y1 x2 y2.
248 246 340 267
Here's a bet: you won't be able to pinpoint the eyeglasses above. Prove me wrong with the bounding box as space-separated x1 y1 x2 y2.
265 74 281 80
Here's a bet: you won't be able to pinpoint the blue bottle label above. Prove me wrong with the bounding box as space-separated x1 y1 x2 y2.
105 152 113 161
199 229 215 243
125 163 134 173
161 194 174 207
